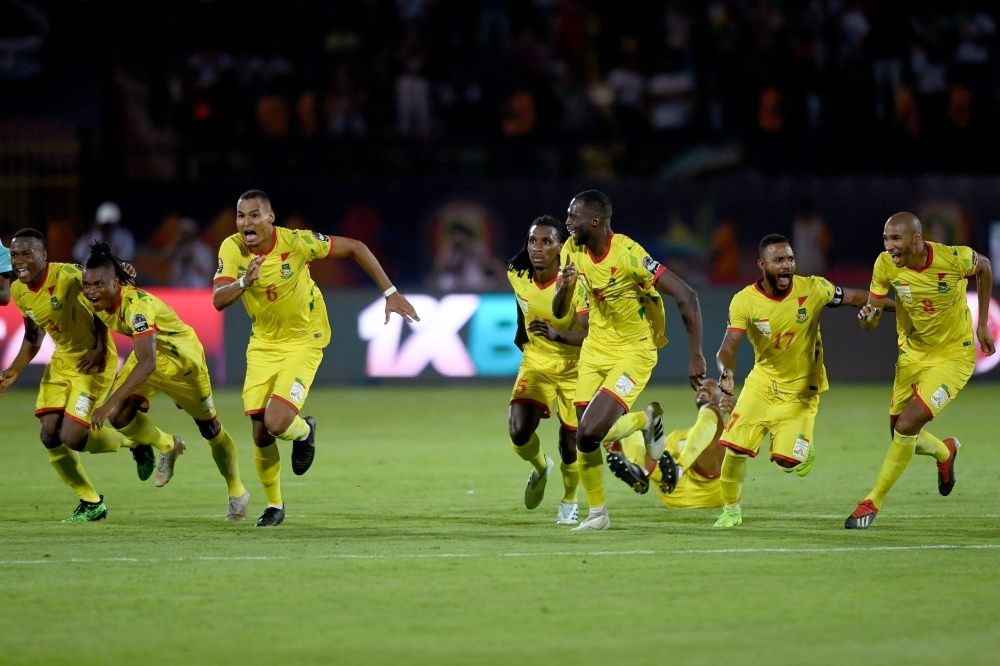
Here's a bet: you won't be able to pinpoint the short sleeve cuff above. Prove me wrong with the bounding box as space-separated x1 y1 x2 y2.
213 276 236 285
869 290 888 299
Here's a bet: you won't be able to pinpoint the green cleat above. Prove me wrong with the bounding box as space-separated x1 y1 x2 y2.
63 496 108 523
795 442 816 477
131 444 156 481
713 506 742 528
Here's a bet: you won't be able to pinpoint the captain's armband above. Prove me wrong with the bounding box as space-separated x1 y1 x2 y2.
825 286 844 308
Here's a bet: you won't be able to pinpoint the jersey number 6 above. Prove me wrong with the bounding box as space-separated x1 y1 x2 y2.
266 284 278 302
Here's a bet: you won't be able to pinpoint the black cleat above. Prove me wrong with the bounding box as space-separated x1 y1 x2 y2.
937 438 960 496
657 449 680 495
844 499 878 529
255 505 285 527
606 451 649 494
131 444 156 481
291 416 316 476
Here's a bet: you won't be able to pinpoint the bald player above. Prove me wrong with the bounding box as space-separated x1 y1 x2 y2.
845 212 994 529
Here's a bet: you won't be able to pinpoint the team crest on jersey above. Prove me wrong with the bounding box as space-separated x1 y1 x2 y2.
49 296 62 311
752 317 772 337
280 263 292 278
796 307 807 323
312 231 329 242
132 313 150 333
642 256 661 275
894 281 912 303
937 273 948 292
74 392 95 418
216 258 224 275
792 435 810 462
290 378 306 404
614 372 636 397
930 384 951 409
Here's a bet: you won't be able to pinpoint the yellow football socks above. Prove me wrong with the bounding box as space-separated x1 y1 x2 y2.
915 429 950 463
677 407 720 471
720 451 746 507
560 459 579 503
83 426 130 454
207 426 246 497
119 413 175 453
254 443 282 507
512 433 548 474
47 445 101 503
601 411 647 443
275 415 310 442
866 431 917 509
578 449 606 510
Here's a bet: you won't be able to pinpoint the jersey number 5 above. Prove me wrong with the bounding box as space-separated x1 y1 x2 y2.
773 331 795 349
266 284 278 302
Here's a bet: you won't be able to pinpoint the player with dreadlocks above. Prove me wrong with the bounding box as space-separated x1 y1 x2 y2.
505 215 592 525
82 241 251 521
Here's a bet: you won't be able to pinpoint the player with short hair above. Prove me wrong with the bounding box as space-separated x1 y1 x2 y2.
83 242 250 521
552 190 706 530
605 379 735 509
844 212 994 529
0 229 136 522
714 234 881 528
507 215 589 525
213 189 418 526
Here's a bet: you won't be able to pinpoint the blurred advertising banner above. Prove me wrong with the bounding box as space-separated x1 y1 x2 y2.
1 288 225 382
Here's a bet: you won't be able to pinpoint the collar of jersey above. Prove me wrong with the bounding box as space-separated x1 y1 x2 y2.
905 242 934 273
753 278 793 302
250 228 278 256
26 264 50 292
586 232 614 263
533 271 559 290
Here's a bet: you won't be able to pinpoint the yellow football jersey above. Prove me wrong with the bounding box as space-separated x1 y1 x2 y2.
560 233 666 354
96 284 202 361
727 275 835 396
216 226 332 349
508 268 588 362
870 242 976 361
11 262 109 357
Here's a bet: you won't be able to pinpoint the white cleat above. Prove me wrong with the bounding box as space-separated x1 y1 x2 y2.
642 402 666 460
226 490 250 521
154 436 186 487
571 507 611 531
524 456 554 510
554 501 579 525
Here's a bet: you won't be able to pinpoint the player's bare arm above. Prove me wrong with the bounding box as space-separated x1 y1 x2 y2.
212 254 265 311
329 236 419 324
858 293 887 331
551 260 577 318
76 314 110 375
654 266 706 388
971 252 995 356
716 328 743 395
526 316 588 346
0 316 44 397
514 306 528 351
92 333 157 430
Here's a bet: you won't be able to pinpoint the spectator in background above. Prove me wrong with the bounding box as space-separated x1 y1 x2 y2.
989 220 1000 285
431 222 505 292
168 217 216 287
711 212 740 280
73 202 136 265
396 57 431 139
792 202 831 275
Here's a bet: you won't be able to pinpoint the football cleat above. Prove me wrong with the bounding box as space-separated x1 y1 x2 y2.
226 491 251 521
795 441 816 477
657 449 680 495
524 456 553 510
255 505 285 527
844 499 878 529
131 444 156 481
154 437 186 487
571 508 610 531
606 450 649 494
63 495 107 523
937 438 960 496
555 501 579 525
713 506 742 528
291 416 317 476
642 402 666 460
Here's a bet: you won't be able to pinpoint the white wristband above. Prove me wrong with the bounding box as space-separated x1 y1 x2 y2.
238 275 246 290
383 286 397 298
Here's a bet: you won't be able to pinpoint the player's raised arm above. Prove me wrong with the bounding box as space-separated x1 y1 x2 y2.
858 292 887 331
551 260 577 318
328 236 419 324
213 253 264 311
654 266 706 388
91 332 157 430
970 252 995 356
716 327 743 396
0 316 44 397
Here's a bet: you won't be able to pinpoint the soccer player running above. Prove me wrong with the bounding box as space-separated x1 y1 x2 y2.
508 215 590 525
213 190 418 527
0 229 136 522
844 212 994 529
605 379 735 510
715 234 881 528
83 242 250 520
552 190 706 531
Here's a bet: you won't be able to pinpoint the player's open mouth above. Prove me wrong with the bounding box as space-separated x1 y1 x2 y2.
777 274 791 287
890 253 902 265
15 267 30 279
243 229 258 243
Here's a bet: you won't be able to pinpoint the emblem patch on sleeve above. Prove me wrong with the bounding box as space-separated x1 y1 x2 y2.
312 231 329 242
642 256 661 275
132 313 150 333
216 258 224 275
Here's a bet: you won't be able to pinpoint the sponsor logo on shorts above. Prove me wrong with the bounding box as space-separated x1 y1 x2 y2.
74 392 95 418
216 258 224 275
753 318 771 338
930 384 951 409
642 256 661 275
132 313 150 333
312 231 329 242
792 435 810 462
614 372 635 397
201 395 215 416
290 378 306 404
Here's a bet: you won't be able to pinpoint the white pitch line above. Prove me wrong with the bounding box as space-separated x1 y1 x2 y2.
2 544 998 566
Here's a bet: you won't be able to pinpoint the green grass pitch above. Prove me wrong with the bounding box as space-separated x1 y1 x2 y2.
2 383 999 665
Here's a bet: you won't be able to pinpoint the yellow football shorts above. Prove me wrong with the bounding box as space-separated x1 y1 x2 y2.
35 351 118 428
890 353 974 420
720 383 818 465
510 354 579 429
243 344 323 415
574 344 657 411
116 342 217 423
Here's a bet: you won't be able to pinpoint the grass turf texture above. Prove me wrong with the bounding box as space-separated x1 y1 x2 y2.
2 384 999 665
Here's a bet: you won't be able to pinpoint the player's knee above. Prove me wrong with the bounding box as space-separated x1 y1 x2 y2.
59 427 89 452
773 458 797 470
508 418 534 446
38 428 60 449
197 419 220 440
576 422 607 451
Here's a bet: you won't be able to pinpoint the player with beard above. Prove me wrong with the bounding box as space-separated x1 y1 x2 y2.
714 234 883 528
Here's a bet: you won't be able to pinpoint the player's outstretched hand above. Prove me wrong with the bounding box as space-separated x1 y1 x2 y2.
0 367 17 398
527 317 560 341
244 254 265 287
858 304 880 328
560 260 578 286
76 348 107 375
90 401 115 431
719 369 735 396
977 321 996 356
688 353 707 390
385 292 420 324
121 261 137 281
720 392 737 415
